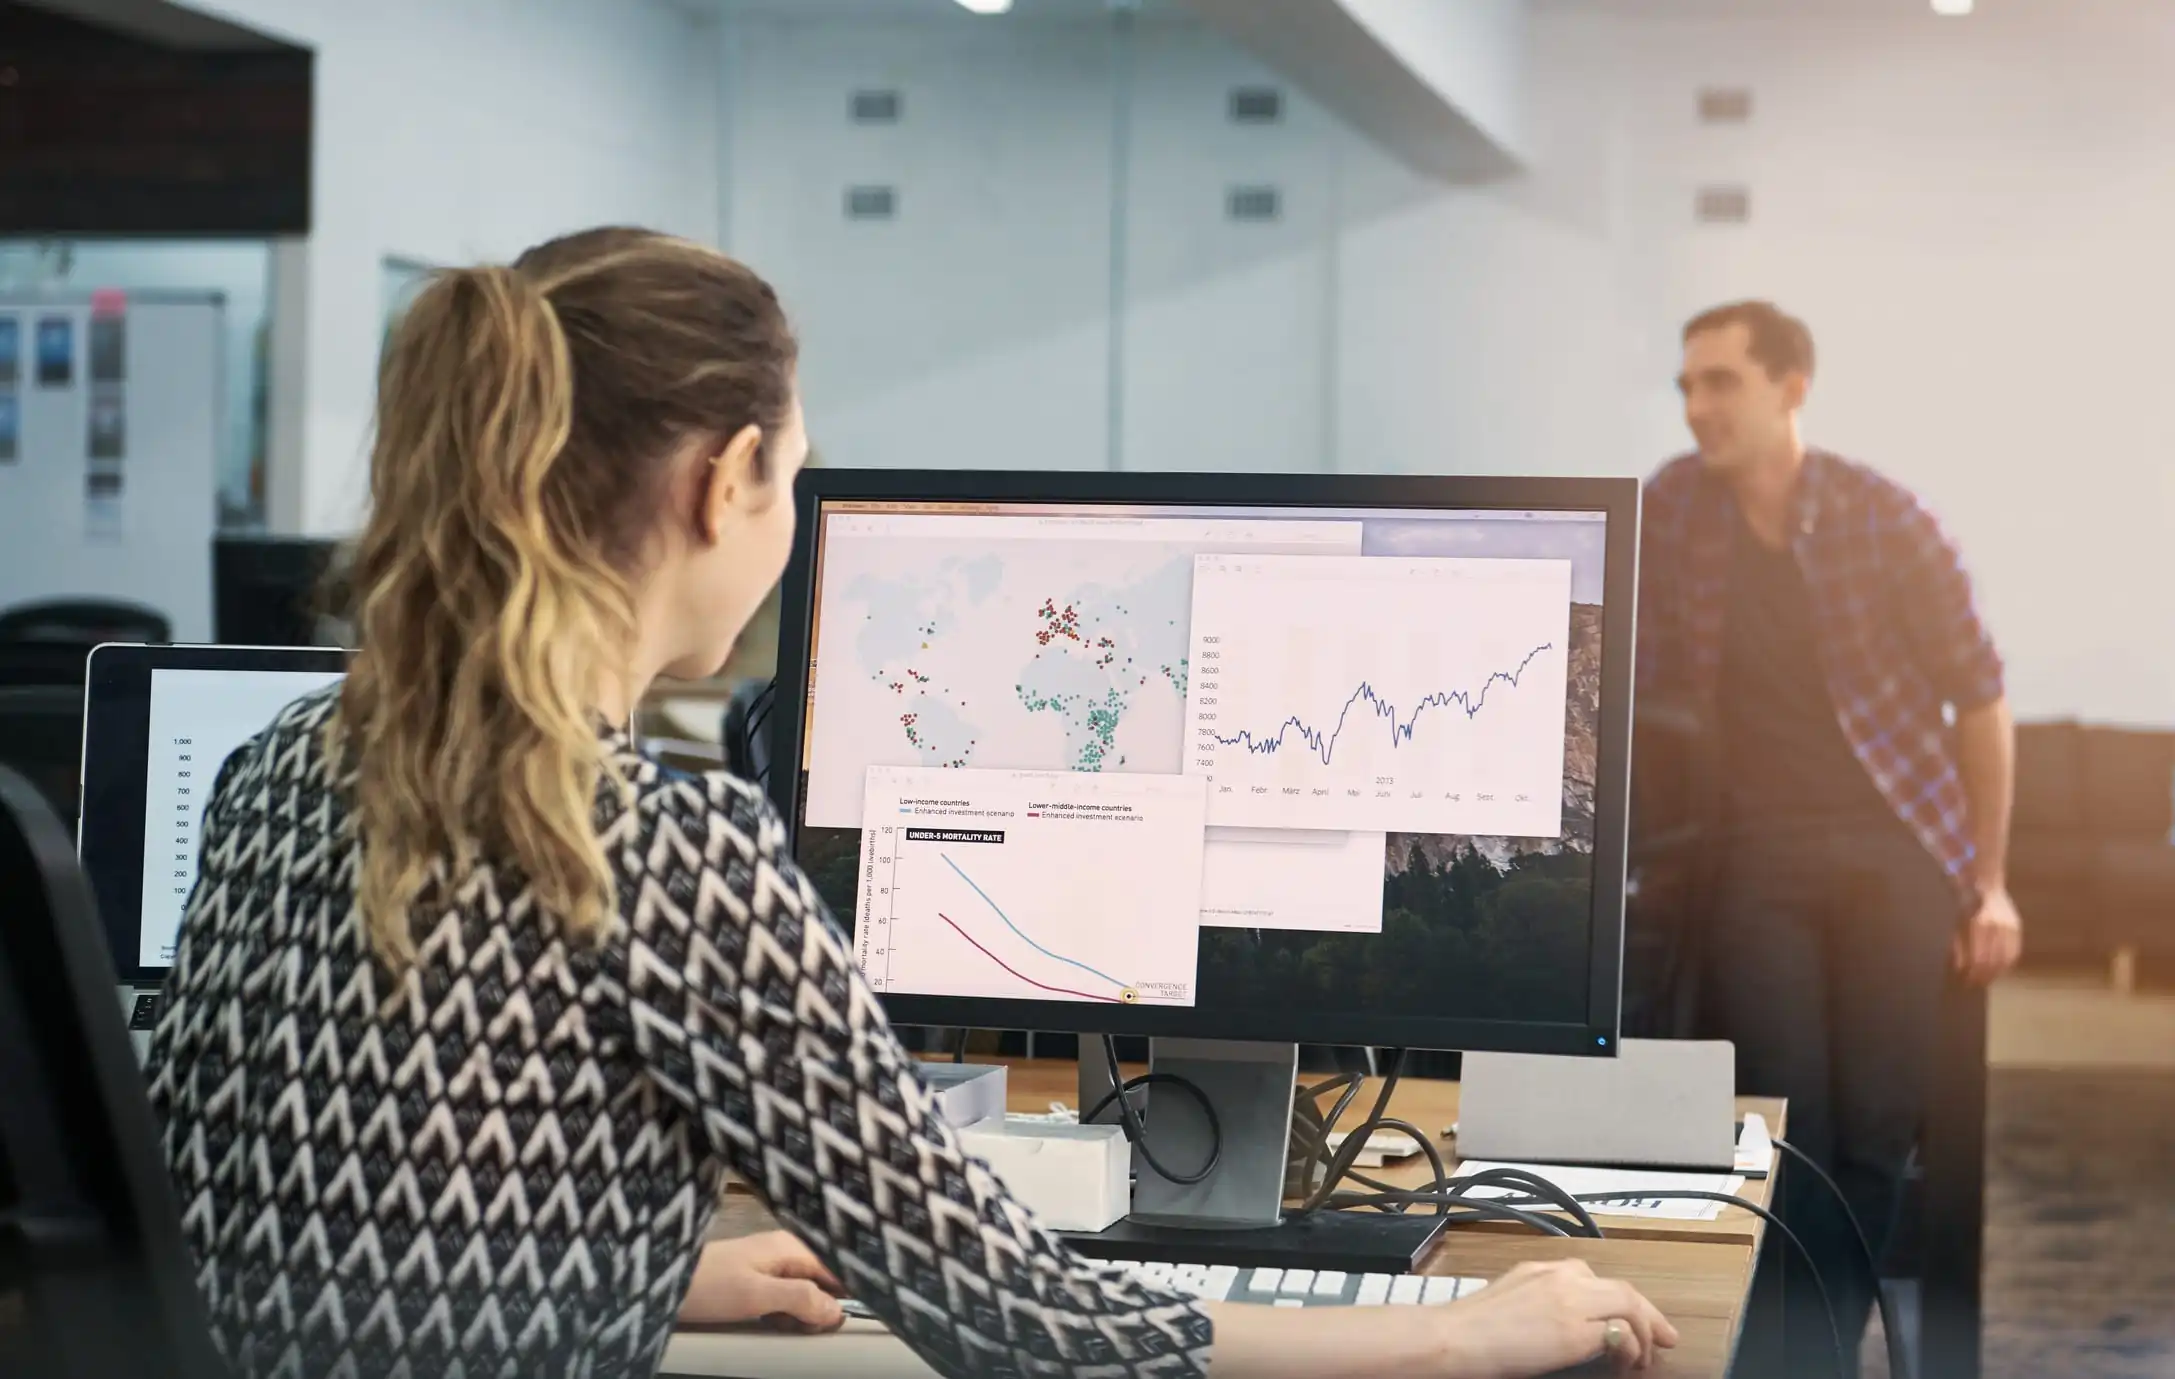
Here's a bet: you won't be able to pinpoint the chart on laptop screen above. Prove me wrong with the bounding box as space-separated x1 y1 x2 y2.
138 667 344 968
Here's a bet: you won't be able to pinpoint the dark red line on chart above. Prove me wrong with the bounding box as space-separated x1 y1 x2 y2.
935 912 1122 1003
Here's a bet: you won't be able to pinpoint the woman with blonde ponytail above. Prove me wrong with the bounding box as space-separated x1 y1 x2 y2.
145 227 1673 1379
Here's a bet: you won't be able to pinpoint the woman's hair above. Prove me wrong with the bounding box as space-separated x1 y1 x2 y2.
330 227 797 969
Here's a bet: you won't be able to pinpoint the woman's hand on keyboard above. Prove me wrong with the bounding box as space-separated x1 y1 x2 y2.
1441 1259 1677 1375
676 1231 848 1333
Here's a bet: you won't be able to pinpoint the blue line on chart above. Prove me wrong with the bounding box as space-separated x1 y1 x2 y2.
939 853 1126 992
1213 643 1555 766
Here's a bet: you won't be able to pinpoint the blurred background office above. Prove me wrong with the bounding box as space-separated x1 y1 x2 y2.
1 1 2171 1375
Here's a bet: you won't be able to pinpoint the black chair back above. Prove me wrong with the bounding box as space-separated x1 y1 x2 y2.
0 684 86 830
0 599 171 647
722 677 776 791
0 765 226 1379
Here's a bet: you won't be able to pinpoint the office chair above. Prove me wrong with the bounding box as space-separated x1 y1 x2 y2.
0 598 171 693
0 765 227 1379
0 599 170 647
0 684 86 830
721 676 776 790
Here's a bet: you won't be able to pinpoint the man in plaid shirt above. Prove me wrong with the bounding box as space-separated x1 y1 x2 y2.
1640 301 2020 1375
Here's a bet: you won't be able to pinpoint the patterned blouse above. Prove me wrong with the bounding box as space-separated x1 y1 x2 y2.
145 688 1211 1378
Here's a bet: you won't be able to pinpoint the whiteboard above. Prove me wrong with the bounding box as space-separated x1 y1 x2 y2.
0 294 222 642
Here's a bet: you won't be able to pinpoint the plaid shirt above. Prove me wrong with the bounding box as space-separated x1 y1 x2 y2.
1638 450 2005 904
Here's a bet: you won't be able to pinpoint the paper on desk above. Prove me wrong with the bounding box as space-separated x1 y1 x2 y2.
1735 1113 1773 1175
1453 1160 1748 1222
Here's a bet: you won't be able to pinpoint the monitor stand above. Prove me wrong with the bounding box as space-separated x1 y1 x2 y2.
1060 1038 1446 1275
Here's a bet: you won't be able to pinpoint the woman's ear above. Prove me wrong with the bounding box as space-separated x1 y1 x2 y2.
700 423 766 544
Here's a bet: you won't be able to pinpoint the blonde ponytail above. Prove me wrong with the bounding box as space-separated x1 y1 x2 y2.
329 230 795 969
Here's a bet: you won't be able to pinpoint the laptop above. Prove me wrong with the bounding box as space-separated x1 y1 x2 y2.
78 643 348 1059
1456 1039 1739 1172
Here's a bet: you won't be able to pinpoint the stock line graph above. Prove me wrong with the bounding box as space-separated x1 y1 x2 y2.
1211 642 1555 766
1183 553 1573 838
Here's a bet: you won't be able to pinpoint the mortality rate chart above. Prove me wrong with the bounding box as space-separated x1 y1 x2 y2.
1183 554 1572 837
853 766 1208 1007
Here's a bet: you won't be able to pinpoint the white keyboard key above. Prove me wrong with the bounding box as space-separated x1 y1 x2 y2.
1273 1298 1305 1308
1355 1274 1393 1306
1312 1270 1347 1298
1389 1275 1426 1305
1421 1276 1459 1304
1203 1266 1240 1302
1279 1269 1316 1297
1249 1268 1283 1295
1457 1276 1488 1299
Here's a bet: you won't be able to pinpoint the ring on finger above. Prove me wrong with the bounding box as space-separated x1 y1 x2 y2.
1603 1319 1628 1355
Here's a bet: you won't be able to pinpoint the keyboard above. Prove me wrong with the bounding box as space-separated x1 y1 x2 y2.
839 1266 1488 1321
1116 1262 1491 1307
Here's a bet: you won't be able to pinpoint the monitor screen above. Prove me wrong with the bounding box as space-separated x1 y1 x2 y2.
771 473 1636 1055
79 645 348 984
137 666 345 968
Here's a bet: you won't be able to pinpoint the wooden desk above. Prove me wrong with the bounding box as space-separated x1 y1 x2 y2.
667 1196 1756 1379
688 1060 1782 1378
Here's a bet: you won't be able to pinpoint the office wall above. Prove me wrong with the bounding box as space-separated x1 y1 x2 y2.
721 12 1353 476
1337 0 2175 723
189 0 723 535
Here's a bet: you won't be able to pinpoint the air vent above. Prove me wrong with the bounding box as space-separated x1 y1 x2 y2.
845 185 898 221
1695 185 1751 224
1226 186 1282 223
1229 87 1283 124
1697 87 1753 124
850 89 902 124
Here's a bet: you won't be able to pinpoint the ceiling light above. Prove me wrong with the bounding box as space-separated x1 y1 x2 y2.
953 0 1014 13
1931 0 1974 15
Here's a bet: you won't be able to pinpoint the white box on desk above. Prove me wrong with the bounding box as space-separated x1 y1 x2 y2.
958 1117 1130 1233
919 1062 1009 1129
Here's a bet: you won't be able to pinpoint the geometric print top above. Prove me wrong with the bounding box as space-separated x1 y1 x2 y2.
1637 449 2006 908
145 687 1211 1379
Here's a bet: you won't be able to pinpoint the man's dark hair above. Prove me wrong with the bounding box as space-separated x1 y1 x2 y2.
1683 301 1815 380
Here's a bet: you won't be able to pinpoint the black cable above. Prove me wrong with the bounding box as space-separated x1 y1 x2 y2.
1319 1167 1604 1237
1441 1167 1605 1239
1299 1048 1408 1212
949 1028 969 1064
1316 1188 1578 1237
1288 1073 1367 1203
1772 1137 1912 1379
1086 1034 1221 1186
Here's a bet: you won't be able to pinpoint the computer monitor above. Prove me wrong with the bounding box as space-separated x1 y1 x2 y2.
211 534 343 647
77 645 348 1027
768 470 1639 1061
